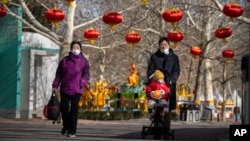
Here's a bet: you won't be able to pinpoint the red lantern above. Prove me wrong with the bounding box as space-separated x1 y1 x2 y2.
215 27 232 43
102 12 123 30
223 2 243 21
83 28 99 45
0 6 6 18
167 31 184 48
190 46 202 59
162 8 183 28
125 30 141 49
65 0 75 7
222 49 234 63
45 8 65 29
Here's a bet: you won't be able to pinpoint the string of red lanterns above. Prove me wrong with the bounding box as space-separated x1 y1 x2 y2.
215 27 232 43
223 2 243 21
45 8 65 29
83 28 99 45
167 31 184 48
0 6 6 18
102 11 123 30
222 49 234 63
125 30 141 49
162 8 183 29
190 46 202 59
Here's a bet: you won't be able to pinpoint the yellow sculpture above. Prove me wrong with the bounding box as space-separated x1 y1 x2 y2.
176 84 193 101
97 80 109 108
81 83 93 109
91 81 100 111
176 84 193 114
90 80 109 111
126 63 139 87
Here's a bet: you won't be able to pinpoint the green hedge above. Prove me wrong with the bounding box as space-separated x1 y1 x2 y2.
78 110 148 120
78 110 179 121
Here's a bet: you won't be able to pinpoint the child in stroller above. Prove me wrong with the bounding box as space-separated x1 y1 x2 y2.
141 69 174 140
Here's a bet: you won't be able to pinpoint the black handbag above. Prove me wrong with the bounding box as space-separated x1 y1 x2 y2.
43 92 61 124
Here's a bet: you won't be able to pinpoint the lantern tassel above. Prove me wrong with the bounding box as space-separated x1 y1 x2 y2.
173 42 178 48
229 17 234 22
89 39 95 45
110 25 116 30
192 55 198 59
53 22 60 29
141 0 147 5
222 38 228 43
131 43 136 49
67 1 74 8
2 0 8 4
171 22 177 28
225 58 231 64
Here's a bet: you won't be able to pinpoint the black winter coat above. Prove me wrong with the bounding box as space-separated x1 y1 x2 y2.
147 48 180 110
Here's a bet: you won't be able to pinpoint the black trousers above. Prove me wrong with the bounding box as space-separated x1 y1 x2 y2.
60 93 81 134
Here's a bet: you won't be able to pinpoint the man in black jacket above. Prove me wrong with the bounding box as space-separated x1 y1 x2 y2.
147 37 180 130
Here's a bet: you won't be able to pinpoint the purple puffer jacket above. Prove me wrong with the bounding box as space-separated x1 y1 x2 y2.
52 52 90 95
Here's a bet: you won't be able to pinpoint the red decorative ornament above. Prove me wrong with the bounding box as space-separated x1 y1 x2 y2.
125 30 141 49
102 12 123 30
83 28 99 45
0 6 6 18
162 8 183 28
167 31 184 48
45 8 65 29
223 2 243 21
222 49 234 63
215 27 232 43
190 46 202 59
65 0 75 7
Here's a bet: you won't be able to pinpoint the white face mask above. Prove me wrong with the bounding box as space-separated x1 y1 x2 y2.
72 50 81 55
160 48 169 54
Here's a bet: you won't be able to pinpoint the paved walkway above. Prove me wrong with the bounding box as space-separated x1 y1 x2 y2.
0 118 239 141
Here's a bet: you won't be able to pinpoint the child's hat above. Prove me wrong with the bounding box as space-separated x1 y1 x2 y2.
153 70 164 80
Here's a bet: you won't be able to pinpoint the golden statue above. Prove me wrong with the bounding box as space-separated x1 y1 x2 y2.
81 83 93 109
126 63 139 87
90 80 109 111
97 80 109 108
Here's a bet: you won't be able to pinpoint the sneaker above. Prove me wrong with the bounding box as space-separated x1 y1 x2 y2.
67 133 76 138
61 127 67 135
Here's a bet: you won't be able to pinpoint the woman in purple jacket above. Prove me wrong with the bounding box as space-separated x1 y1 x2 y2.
52 41 90 137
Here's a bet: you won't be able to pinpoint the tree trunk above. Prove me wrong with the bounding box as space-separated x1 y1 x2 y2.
193 58 203 105
222 63 227 122
59 1 76 60
204 59 214 107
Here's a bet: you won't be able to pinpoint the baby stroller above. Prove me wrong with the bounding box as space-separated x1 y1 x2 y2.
141 97 174 140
